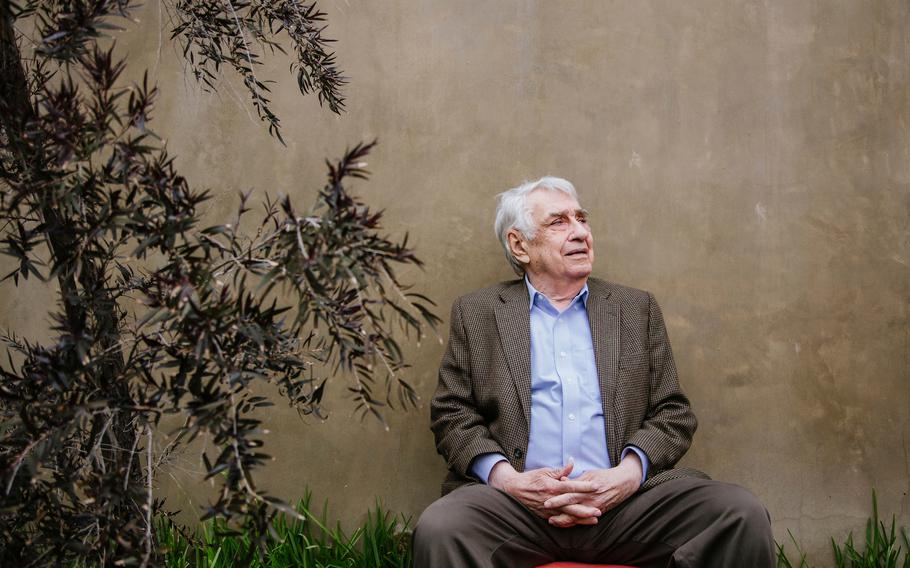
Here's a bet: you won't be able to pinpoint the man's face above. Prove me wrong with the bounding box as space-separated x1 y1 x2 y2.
512 189 594 287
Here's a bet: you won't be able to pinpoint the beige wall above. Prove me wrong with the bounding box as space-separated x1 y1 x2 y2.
2 0 908 562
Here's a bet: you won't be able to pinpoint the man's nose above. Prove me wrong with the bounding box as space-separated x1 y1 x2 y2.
568 218 590 240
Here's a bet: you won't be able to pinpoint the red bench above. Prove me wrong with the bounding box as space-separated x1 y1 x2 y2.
537 564 636 568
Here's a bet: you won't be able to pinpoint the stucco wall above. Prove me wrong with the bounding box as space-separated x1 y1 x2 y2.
2 1 908 562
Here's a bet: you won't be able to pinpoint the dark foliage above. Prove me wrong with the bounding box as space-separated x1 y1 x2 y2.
0 1 436 566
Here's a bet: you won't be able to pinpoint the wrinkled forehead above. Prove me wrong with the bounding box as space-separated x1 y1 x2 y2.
528 188 585 219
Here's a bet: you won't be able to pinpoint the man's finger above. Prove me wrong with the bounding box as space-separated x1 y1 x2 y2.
548 513 597 528
568 514 599 526
544 492 598 510
548 513 575 528
552 459 575 480
556 479 596 494
557 503 601 518
544 492 577 509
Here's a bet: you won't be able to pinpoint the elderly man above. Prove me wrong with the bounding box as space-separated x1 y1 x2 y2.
413 177 774 567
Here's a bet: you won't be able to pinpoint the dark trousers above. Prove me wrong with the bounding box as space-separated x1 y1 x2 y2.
412 477 775 568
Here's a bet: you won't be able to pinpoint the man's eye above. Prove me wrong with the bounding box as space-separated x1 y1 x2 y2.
550 219 565 226
577 216 588 224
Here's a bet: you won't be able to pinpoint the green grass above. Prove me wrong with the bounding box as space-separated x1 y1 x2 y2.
777 491 910 568
156 492 412 568
778 529 812 568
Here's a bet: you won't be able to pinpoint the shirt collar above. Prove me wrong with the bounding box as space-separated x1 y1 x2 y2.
524 276 589 313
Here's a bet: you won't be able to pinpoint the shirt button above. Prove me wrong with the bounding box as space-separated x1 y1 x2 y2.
560 351 567 357
568 413 576 421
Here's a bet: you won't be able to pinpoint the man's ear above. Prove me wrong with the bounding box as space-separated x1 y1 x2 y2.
507 229 531 266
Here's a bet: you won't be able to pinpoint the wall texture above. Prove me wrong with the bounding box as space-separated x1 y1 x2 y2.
1 0 908 562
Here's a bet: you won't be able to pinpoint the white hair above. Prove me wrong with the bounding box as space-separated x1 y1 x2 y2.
494 176 579 275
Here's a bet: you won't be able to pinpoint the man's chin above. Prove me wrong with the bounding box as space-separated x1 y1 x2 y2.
567 265 593 280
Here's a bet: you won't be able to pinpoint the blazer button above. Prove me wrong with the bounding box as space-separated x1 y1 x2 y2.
513 448 523 459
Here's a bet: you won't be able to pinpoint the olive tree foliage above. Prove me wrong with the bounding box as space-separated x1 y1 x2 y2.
0 1 438 565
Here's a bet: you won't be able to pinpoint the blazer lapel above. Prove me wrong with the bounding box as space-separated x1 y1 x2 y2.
587 281 620 465
494 282 533 429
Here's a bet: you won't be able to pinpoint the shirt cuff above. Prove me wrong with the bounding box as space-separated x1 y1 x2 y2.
621 445 650 486
470 452 508 484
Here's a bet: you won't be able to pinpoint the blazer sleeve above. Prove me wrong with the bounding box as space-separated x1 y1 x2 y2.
429 297 507 479
625 292 698 473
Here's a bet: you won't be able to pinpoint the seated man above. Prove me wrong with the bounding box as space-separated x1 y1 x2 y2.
413 177 774 567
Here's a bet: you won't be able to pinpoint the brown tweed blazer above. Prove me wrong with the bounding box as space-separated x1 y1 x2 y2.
430 277 706 496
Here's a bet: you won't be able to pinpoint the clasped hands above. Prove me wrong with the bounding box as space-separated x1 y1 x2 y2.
487 454 642 528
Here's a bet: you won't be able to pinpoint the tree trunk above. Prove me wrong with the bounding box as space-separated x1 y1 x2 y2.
1 7 139 491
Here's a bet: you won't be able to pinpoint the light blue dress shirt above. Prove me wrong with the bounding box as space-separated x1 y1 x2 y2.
471 279 650 484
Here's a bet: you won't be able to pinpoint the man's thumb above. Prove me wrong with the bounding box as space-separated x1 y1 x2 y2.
555 457 575 479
